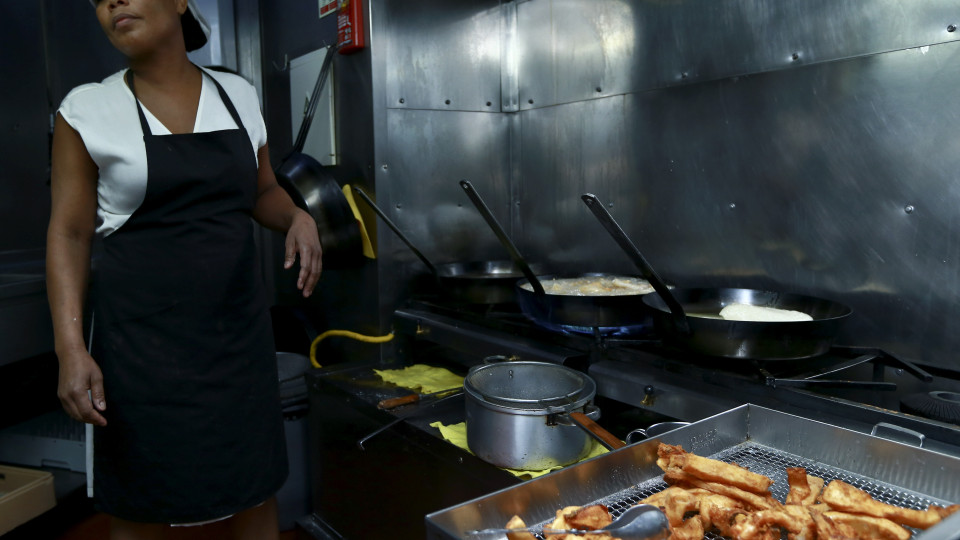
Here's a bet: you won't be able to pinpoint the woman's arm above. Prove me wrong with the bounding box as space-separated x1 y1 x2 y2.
47 113 106 426
251 144 322 297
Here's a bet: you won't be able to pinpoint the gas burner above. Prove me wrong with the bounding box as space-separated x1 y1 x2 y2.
901 390 960 425
529 319 653 337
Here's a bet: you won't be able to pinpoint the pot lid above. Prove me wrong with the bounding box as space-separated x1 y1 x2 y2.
463 361 596 411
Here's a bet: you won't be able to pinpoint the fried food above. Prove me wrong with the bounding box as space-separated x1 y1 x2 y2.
729 505 816 540
786 467 825 506
504 515 537 540
501 444 959 540
664 468 780 510
821 479 960 529
698 494 749 536
641 486 709 526
823 511 911 540
564 504 614 530
658 443 774 494
670 514 705 540
543 505 616 540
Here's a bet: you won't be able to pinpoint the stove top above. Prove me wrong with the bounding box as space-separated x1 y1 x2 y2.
393 299 960 456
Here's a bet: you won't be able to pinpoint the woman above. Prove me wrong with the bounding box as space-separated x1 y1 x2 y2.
46 1 322 538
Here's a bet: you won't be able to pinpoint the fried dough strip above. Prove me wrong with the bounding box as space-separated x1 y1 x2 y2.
657 443 774 494
823 511 911 540
822 479 960 529
785 467 825 507
805 509 857 540
640 486 709 527
664 468 780 510
669 514 705 540
699 494 749 536
731 505 817 540
504 515 537 540
543 505 616 540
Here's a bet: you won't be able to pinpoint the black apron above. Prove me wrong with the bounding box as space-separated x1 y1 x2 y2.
91 69 287 524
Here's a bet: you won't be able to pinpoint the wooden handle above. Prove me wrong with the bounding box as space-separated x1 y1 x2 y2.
377 393 421 410
569 411 626 450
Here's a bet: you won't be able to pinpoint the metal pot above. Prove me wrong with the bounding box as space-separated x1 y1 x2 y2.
464 361 603 470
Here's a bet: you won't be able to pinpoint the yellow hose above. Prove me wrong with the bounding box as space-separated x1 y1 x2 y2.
309 329 394 368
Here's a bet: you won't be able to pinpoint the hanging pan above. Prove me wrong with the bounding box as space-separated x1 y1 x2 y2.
352 186 540 304
275 44 362 269
459 180 656 331
580 193 852 360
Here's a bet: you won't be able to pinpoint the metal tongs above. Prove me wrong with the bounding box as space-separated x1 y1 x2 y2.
465 504 670 539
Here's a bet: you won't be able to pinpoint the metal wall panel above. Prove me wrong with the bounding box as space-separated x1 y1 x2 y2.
380 109 513 281
517 0 960 110
371 0 960 370
384 0 503 112
517 41 960 369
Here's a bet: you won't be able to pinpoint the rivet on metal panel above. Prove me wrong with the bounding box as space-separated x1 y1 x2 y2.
528 98 534 104
791 52 800 61
381 164 388 171
596 87 602 92
396 203 402 209
948 24 957 32
398 98 405 104
445 99 451 105
729 202 737 209
486 101 492 106
904 205 915 214
681 72 688 80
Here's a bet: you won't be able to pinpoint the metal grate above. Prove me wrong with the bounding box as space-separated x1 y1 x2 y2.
523 442 951 539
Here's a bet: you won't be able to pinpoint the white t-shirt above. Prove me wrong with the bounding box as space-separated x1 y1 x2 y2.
58 67 268 236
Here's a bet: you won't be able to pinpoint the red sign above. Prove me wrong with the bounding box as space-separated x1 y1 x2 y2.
319 0 338 19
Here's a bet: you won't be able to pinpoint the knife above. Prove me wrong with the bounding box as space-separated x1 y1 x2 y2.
377 386 463 410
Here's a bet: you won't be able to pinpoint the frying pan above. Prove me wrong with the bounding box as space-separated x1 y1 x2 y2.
581 193 853 360
459 180 657 331
352 185 541 304
275 44 363 269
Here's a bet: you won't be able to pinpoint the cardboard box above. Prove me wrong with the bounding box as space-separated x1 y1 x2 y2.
0 465 56 536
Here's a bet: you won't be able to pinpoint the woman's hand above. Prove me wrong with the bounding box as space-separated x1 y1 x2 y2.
284 209 323 297
57 349 107 427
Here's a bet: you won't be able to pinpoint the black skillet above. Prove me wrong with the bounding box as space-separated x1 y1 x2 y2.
580 193 853 360
352 185 539 305
459 180 656 330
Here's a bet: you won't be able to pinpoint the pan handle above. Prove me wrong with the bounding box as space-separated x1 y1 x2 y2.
568 410 626 451
459 180 545 296
580 194 690 334
352 186 438 276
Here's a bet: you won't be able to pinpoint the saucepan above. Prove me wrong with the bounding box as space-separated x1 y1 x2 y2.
459 180 659 332
464 361 624 471
580 194 853 360
352 186 541 304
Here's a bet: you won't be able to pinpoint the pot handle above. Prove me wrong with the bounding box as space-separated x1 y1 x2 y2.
567 408 626 451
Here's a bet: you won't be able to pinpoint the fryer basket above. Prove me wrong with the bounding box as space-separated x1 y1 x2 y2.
425 404 960 539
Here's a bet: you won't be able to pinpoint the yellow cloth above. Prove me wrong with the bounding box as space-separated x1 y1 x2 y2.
373 364 464 394
341 184 375 259
429 421 610 479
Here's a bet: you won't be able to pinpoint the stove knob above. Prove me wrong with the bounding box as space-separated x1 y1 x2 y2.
642 385 656 406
